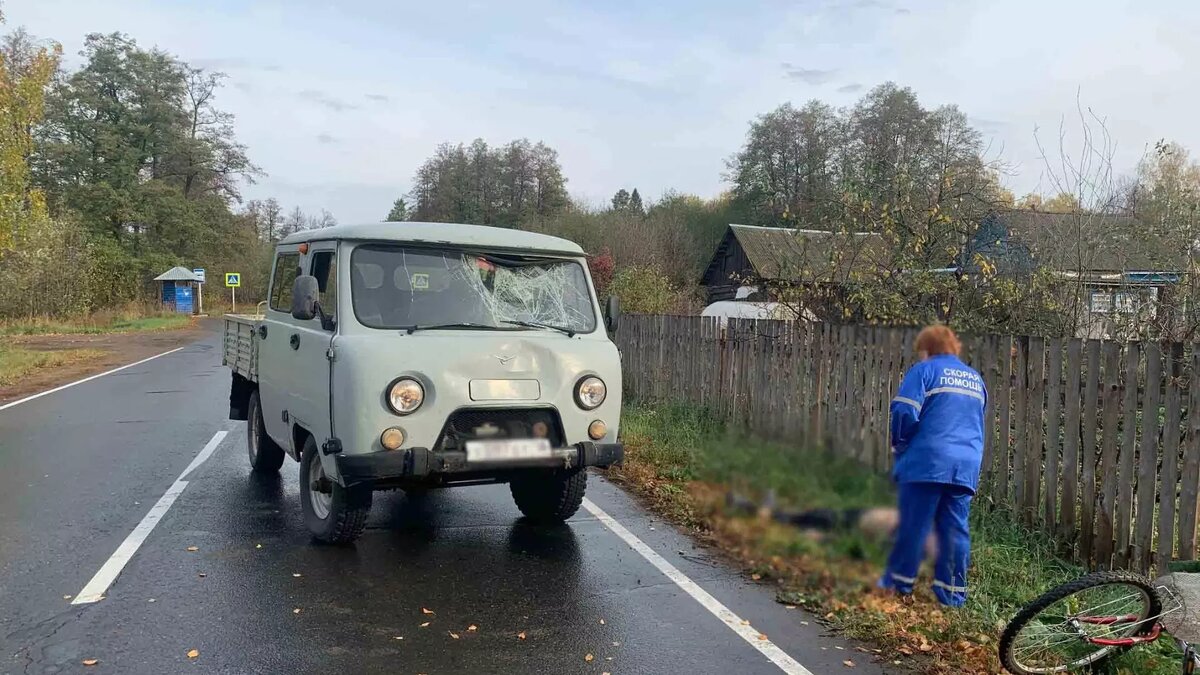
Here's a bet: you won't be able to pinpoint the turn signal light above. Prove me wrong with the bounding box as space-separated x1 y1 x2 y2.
588 420 607 440
381 427 405 450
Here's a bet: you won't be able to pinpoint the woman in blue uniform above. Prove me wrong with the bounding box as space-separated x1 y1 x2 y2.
878 325 986 607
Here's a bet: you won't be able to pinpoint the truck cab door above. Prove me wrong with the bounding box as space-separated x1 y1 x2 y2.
258 247 303 452
287 242 338 452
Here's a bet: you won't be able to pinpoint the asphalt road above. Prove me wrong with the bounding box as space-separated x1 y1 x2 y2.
0 327 892 675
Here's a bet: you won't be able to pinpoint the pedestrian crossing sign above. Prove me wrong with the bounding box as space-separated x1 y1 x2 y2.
225 272 241 287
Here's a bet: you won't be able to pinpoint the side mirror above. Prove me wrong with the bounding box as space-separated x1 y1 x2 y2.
604 295 620 333
291 275 320 321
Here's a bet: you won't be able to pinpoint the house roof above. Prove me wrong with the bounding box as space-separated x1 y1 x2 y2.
996 211 1188 273
278 222 585 256
702 224 886 285
154 266 200 282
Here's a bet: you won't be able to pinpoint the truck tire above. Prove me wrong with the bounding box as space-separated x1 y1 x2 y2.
299 437 372 544
510 470 587 524
247 390 285 473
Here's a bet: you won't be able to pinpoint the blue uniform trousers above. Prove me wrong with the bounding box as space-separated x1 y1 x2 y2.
878 481 972 607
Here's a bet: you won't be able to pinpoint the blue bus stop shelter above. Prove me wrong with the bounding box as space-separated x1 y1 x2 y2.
154 266 201 314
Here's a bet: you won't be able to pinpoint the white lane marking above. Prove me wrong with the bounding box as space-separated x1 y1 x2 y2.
0 347 185 413
72 430 228 604
582 498 815 675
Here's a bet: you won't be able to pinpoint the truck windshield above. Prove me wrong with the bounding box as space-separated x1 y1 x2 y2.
350 245 597 334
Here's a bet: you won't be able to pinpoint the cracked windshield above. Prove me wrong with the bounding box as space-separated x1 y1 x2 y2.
351 246 595 332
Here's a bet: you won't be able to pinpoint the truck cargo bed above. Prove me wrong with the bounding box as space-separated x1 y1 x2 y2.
223 314 259 382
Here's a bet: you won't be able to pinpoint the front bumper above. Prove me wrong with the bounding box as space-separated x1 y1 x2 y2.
335 442 624 487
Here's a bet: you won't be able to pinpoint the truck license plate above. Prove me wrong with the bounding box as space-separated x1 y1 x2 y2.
465 438 553 463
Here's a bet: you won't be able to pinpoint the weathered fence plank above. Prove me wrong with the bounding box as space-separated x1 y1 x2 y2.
1158 343 1183 575
1013 338 1030 513
1115 343 1140 569
1044 338 1063 529
1060 339 1082 547
1134 343 1162 571
1095 342 1122 569
1180 348 1200 562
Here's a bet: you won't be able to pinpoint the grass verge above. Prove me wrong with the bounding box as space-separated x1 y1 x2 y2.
610 401 1183 674
0 344 106 387
0 312 192 336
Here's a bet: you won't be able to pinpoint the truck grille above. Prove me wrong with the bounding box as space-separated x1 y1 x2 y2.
435 408 565 451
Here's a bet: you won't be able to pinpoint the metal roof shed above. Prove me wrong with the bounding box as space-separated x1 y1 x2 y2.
154 266 200 314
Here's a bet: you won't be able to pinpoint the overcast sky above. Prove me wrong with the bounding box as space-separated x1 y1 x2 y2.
10 0 1200 223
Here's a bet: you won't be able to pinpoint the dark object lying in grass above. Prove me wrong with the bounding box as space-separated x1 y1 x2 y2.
724 490 937 559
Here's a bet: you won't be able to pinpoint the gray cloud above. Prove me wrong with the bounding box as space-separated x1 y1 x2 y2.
316 133 338 144
298 90 359 112
365 93 391 103
192 56 281 72
782 63 837 85
836 83 864 94
969 116 1007 133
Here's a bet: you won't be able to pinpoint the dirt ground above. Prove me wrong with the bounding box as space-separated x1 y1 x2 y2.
0 317 218 405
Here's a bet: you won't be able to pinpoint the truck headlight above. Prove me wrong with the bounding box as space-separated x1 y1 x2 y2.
386 378 424 415
575 376 606 410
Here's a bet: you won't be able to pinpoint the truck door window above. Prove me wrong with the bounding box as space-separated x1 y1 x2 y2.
269 253 300 312
310 250 337 328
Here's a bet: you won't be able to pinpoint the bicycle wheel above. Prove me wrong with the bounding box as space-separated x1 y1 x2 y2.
999 570 1162 674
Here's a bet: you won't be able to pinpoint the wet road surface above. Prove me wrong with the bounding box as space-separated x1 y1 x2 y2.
0 329 892 674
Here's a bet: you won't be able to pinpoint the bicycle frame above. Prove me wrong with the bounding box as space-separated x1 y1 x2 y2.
1073 615 1162 647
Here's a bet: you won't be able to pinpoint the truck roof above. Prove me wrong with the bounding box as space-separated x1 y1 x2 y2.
278 222 585 256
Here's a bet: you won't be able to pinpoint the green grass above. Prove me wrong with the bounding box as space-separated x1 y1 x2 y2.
0 345 106 387
618 401 1186 674
0 313 192 336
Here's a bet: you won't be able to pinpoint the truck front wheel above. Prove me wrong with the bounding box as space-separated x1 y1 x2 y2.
247 390 285 473
510 470 587 524
299 437 372 544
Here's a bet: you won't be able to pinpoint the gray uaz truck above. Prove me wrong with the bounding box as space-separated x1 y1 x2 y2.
223 222 623 543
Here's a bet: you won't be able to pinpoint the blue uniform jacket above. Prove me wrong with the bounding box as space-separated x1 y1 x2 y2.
889 354 987 493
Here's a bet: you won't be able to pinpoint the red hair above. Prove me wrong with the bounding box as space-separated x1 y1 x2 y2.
915 324 961 357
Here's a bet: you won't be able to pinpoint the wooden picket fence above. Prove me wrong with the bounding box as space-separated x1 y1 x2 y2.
616 314 1200 576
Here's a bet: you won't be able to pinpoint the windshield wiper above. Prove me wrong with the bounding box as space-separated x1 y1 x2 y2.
501 319 577 337
402 322 514 334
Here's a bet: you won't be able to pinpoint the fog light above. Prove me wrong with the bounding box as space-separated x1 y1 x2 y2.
532 421 549 438
380 427 405 450
588 420 607 440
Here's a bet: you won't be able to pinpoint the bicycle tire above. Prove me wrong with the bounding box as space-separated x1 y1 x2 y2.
999 570 1162 675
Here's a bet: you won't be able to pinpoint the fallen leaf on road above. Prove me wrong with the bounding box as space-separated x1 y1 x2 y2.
186 546 198 552
449 632 460 639
799 621 809 626
897 647 913 656
784 605 796 609
63 595 72 600
585 653 594 662
292 573 302 578
757 634 768 641
843 660 855 668
740 619 750 625
751 573 762 581
148 598 156 603
255 544 262 549
394 636 404 640
82 659 99 666
599 619 605 625
918 643 933 652
517 631 527 640
612 641 620 646
293 608 302 614
419 621 431 628
421 607 435 615
187 649 199 659
835 646 845 650
467 625 478 632
198 573 206 578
